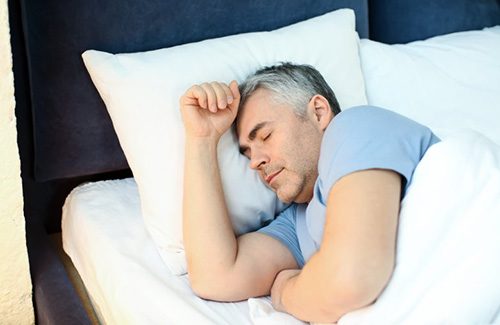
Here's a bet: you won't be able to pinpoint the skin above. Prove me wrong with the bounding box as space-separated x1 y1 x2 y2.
237 88 329 204
180 80 401 323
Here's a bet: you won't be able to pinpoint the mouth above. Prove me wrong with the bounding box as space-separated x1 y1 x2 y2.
265 168 283 185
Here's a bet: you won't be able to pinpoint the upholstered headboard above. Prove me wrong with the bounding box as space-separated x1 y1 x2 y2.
369 0 500 44
20 0 369 182
19 0 500 182
8 0 499 324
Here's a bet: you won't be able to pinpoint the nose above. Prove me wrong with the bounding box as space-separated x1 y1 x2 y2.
249 148 269 170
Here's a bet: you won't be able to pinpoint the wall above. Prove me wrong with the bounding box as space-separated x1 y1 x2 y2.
0 0 35 323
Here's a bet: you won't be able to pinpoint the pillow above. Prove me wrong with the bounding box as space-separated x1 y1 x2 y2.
82 8 367 275
360 26 500 145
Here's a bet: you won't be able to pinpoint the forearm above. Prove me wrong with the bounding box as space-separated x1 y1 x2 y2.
279 250 383 323
277 170 400 322
183 136 238 286
280 252 348 323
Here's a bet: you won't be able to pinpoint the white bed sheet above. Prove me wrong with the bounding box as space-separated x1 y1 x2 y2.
61 178 305 325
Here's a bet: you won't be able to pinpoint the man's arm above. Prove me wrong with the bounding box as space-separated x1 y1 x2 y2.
181 82 297 301
272 169 401 322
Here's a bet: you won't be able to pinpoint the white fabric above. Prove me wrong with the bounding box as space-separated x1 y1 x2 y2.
62 178 305 325
81 8 367 275
248 297 304 325
337 130 500 324
63 131 500 325
360 26 500 144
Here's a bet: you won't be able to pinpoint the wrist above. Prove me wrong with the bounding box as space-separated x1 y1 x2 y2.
280 274 297 311
185 134 220 148
184 135 220 165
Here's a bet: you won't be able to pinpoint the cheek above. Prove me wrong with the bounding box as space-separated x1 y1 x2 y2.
272 122 318 166
284 130 321 170
281 136 306 162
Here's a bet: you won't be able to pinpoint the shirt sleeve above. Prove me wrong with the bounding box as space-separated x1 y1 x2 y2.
318 105 440 200
257 204 305 268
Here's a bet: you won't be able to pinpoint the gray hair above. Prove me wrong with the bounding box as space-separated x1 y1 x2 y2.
238 62 341 120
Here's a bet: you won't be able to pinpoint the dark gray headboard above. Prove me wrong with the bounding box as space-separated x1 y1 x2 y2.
21 0 500 182
369 0 500 44
20 0 369 182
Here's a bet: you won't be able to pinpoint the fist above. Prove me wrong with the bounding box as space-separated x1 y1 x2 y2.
180 80 241 139
271 269 301 312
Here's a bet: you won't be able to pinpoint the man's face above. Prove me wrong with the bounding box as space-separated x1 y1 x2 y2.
237 88 324 204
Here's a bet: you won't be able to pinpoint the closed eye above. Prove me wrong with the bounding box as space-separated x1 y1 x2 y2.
263 132 271 141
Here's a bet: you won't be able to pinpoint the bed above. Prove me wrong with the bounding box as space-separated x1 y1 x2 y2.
9 0 500 324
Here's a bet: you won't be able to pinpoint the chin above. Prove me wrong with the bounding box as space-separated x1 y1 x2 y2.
278 196 293 204
275 178 310 203
276 188 300 204
286 190 312 204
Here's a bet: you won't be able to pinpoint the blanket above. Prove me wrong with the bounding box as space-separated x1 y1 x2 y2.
250 131 500 324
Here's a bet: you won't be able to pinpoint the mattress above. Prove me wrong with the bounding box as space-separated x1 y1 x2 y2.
61 178 305 325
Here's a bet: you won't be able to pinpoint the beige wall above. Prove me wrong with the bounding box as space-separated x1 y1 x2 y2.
0 0 35 323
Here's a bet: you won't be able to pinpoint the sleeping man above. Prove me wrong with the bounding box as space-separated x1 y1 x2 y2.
180 63 439 323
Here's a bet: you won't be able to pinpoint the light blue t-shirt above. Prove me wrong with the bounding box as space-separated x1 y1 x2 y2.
258 106 440 268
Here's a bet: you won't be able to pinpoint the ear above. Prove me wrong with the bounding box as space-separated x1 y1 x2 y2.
307 95 334 132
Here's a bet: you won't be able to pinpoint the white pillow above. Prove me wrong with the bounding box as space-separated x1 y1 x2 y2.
360 26 500 144
82 8 367 275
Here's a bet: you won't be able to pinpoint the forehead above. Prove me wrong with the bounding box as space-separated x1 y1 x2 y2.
237 89 287 140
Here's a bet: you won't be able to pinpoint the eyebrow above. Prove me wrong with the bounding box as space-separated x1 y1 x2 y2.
239 121 269 154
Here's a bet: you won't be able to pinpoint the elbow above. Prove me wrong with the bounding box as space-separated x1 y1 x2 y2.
186 256 229 301
188 269 247 302
318 286 379 322
190 281 216 301
187 265 225 301
189 272 224 301
320 269 393 320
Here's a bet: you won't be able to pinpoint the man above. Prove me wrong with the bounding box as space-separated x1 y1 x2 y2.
180 63 439 323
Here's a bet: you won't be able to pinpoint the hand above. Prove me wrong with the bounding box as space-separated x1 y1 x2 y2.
180 80 240 140
271 269 301 312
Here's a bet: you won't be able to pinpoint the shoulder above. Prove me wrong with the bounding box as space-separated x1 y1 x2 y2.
317 105 439 197
324 105 432 141
320 105 437 157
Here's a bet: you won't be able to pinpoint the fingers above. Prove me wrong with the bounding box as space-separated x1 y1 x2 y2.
207 82 231 110
228 80 240 110
183 85 208 109
185 81 238 113
200 83 219 112
219 83 234 106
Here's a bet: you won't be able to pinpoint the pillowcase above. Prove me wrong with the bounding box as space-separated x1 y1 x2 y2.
360 26 500 145
82 8 367 275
